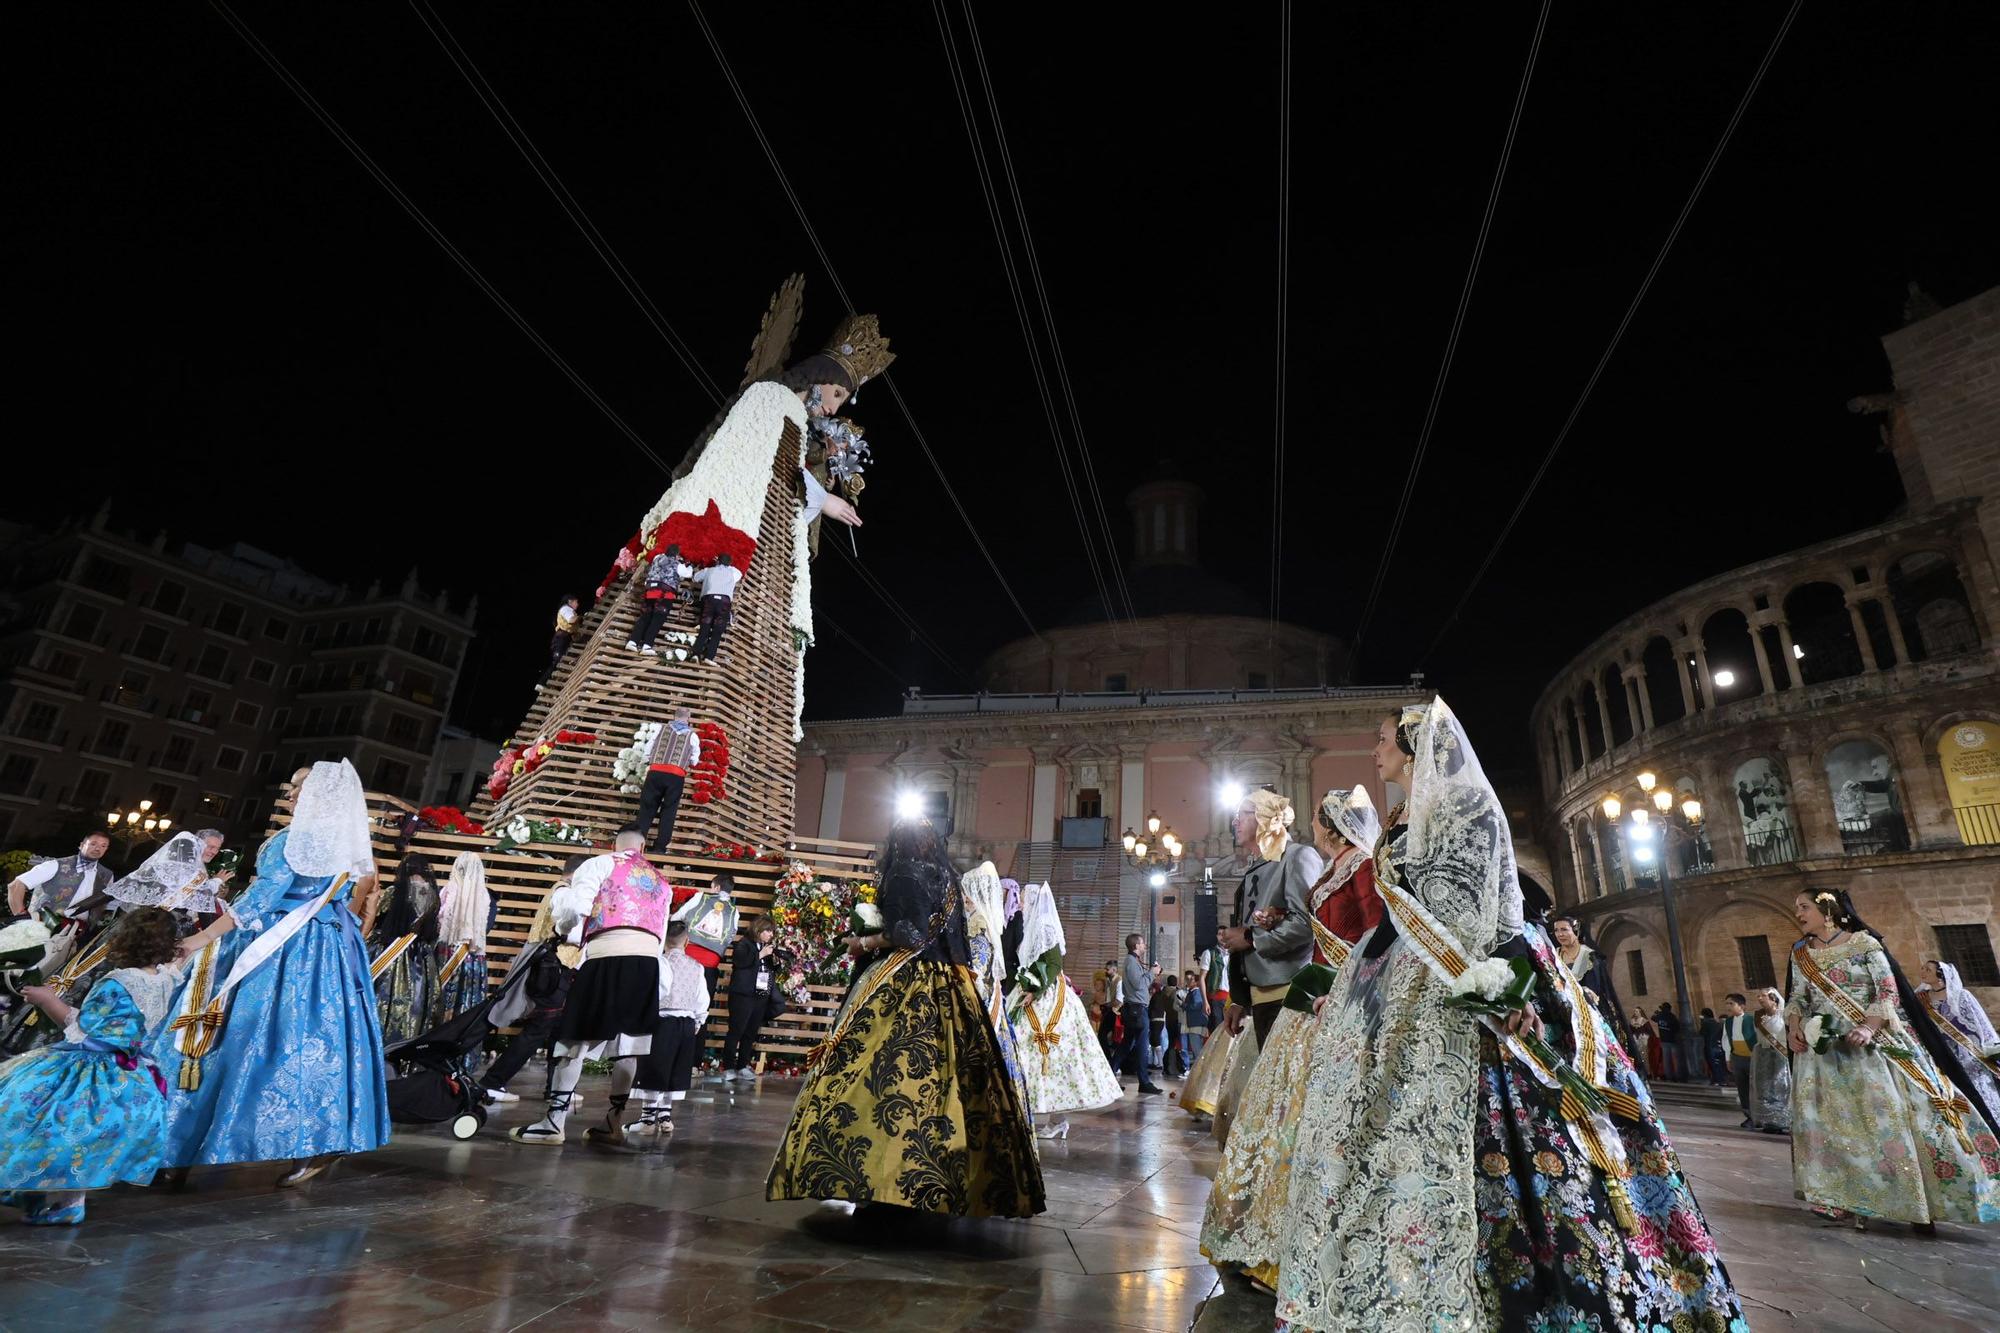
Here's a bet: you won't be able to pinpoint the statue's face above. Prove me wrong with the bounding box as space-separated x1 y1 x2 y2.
808 383 850 417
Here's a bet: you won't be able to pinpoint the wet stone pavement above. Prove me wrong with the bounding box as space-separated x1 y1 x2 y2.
1 1075 1995 1331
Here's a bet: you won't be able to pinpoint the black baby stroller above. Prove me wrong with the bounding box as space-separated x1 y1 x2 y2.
383 937 552 1140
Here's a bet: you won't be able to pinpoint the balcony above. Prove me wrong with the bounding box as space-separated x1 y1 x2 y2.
82 740 140 763
0 723 68 750
101 685 163 716
1838 812 1912 857
118 638 177 670
1948 803 2000 848
1743 825 1804 869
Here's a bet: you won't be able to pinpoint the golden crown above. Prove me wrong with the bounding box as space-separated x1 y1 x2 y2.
823 313 895 387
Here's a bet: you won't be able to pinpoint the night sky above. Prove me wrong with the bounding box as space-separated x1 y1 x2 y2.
18 3 1997 772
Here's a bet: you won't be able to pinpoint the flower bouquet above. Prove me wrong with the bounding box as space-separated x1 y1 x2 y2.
493 816 596 854
612 723 656 795
1801 1013 1914 1059
849 901 884 938
0 918 56 1000
1445 955 1605 1115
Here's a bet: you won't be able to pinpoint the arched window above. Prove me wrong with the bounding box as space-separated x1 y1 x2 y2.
1824 740 1909 855
1674 774 1714 874
1641 635 1686 726
1732 757 1800 865
1580 682 1606 760
1889 552 1980 661
1785 583 1864 684
1600 663 1634 747
1701 608 1763 701
1938 720 2000 846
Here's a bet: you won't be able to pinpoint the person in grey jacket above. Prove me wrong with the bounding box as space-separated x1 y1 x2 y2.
1217 786 1324 1047
1115 934 1163 1095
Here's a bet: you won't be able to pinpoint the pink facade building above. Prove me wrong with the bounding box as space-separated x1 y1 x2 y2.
795 476 1426 973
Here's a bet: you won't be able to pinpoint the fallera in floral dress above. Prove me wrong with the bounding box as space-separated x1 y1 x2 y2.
1785 933 2000 1225
1275 699 1745 1333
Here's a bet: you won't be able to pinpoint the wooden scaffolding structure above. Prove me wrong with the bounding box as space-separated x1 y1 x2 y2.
265 280 881 1064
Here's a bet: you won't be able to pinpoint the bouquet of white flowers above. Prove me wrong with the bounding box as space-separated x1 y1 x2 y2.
611 722 657 795
0 918 56 996
493 816 596 854
1801 1012 1914 1058
849 902 884 937
1444 953 1605 1115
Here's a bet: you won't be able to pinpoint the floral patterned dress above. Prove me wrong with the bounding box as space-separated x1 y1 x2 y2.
1276 803 1744 1333
1007 951 1121 1116
0 967 176 1191
1784 934 2000 1224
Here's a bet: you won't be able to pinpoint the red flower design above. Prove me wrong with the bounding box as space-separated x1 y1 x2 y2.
1665 1208 1715 1255
654 501 757 572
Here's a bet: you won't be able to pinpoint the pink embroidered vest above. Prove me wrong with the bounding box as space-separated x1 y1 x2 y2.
585 850 671 940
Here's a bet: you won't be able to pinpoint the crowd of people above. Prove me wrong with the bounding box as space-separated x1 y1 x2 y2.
3 698 1996 1333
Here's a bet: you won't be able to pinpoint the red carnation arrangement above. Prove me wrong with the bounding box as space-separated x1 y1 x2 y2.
418 806 484 836
701 841 783 864
652 502 756 572
689 721 730 805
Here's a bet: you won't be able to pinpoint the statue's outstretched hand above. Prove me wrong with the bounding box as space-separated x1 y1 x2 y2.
822 495 863 528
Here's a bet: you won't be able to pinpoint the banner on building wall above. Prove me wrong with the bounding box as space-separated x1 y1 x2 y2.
1939 721 2000 845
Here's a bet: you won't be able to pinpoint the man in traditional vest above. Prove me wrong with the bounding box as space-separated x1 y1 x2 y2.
1216 786 1324 1048
632 708 702 854
511 831 671 1147
7 831 115 922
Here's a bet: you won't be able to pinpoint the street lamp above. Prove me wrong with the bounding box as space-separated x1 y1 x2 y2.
106 799 175 848
1602 780 1706 1080
1122 812 1183 869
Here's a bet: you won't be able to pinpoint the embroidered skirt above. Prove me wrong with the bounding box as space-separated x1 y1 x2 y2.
1199 1005 1315 1284
372 945 437 1048
766 958 1045 1219
1212 1020 1263 1148
1180 1019 1241 1118
1008 978 1121 1117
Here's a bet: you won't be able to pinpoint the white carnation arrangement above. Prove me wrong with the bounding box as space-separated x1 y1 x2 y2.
611 721 660 795
1448 957 1518 1002
0 917 54 964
